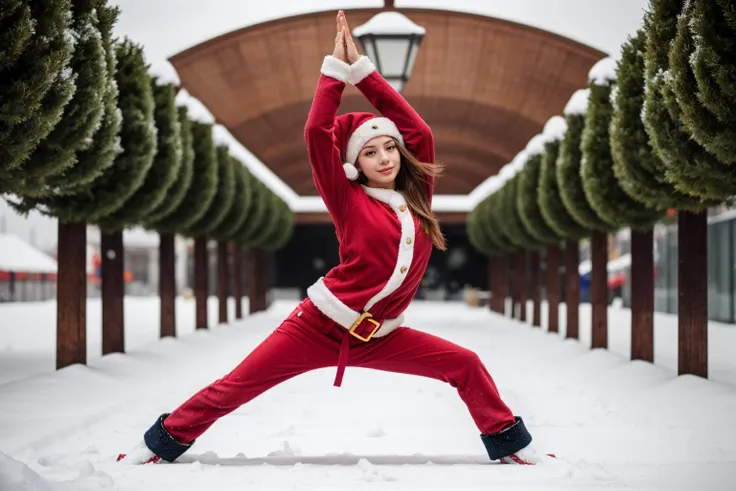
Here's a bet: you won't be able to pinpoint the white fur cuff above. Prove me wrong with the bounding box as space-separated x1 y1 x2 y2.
348 56 376 85
321 55 351 83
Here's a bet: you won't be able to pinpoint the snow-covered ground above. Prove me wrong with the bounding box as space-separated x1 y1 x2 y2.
1 298 735 490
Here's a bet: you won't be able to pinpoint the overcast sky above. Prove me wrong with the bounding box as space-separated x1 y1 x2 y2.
4 0 650 249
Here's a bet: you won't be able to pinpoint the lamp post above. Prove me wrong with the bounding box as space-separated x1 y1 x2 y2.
352 11 426 93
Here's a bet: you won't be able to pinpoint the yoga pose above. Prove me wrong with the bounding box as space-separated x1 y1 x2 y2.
120 10 539 466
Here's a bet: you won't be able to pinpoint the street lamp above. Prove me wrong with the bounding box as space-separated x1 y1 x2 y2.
352 11 426 93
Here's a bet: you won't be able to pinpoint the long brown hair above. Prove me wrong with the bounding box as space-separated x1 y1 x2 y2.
358 140 446 250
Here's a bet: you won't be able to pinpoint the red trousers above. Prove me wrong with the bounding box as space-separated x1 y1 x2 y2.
164 299 516 443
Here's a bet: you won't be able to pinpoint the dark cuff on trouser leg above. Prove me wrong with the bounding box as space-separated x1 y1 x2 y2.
480 416 532 460
144 413 195 462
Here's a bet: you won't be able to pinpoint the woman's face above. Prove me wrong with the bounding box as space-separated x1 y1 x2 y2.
355 136 401 189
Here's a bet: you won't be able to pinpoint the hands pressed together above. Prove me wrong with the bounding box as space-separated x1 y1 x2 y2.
332 10 361 64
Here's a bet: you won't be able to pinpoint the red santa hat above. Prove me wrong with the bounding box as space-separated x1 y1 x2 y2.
334 112 405 180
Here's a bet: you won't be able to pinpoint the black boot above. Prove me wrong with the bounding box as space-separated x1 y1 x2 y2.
143 413 195 462
480 416 533 461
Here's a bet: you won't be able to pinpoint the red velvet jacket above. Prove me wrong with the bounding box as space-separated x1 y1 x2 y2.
303 55 436 336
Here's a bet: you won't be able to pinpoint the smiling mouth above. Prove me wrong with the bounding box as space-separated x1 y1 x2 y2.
379 168 394 175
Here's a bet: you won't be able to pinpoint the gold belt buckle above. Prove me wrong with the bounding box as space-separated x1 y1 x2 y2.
349 312 381 342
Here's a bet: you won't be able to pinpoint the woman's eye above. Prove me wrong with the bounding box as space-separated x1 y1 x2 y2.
387 145 396 151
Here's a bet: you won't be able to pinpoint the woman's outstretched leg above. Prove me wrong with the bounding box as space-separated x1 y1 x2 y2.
349 327 537 463
121 309 337 463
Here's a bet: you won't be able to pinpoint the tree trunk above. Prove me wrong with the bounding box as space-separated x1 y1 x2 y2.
678 211 708 378
590 230 608 349
159 233 176 338
631 229 654 362
564 239 580 340
530 251 541 327
56 222 87 369
547 245 560 333
516 250 527 322
490 256 504 314
247 247 269 313
101 230 124 355
233 242 243 319
217 241 229 324
194 236 208 329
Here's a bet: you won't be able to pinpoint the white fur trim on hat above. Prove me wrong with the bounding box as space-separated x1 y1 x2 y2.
321 55 351 83
343 162 359 180
345 117 405 166
348 56 377 85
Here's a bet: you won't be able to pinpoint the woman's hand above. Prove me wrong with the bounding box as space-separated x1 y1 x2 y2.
339 11 362 64
332 11 347 63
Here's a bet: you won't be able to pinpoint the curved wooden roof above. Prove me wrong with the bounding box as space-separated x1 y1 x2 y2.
169 8 605 197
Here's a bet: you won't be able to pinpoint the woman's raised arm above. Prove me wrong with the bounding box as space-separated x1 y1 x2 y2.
303 20 354 220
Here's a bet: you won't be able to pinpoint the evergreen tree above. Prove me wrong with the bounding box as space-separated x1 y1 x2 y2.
211 158 252 242
538 116 588 239
610 29 707 212
148 116 215 233
484 190 517 254
13 0 108 195
497 177 540 250
467 203 493 255
184 143 234 237
557 89 612 231
688 0 736 145
145 105 194 228
237 177 268 243
15 38 155 225
97 73 182 230
0 0 76 186
668 0 736 197
642 0 729 204
581 57 663 231
517 137 563 244
249 192 282 247
259 197 294 251
50 1 122 192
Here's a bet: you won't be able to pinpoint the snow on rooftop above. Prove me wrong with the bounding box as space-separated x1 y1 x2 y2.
149 58 180 86
543 115 568 141
0 234 57 273
175 89 215 124
352 11 427 36
589 56 618 85
564 88 591 115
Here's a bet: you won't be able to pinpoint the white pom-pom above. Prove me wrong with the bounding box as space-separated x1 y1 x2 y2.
343 163 359 180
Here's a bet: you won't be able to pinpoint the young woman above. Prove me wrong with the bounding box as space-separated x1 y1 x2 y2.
120 10 540 466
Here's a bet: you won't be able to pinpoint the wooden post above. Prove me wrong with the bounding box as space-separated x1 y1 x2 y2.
101 230 124 355
678 211 708 378
194 236 208 329
530 251 541 327
631 229 654 362
57 222 87 369
517 250 527 322
247 247 269 313
590 230 608 349
217 241 229 324
159 233 176 338
233 242 243 319
503 257 512 316
564 239 580 340
547 245 560 333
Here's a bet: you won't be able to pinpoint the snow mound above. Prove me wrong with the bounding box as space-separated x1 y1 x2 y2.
589 56 618 85
175 89 215 124
543 115 568 141
564 89 591 115
149 58 180 86
0 452 52 491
